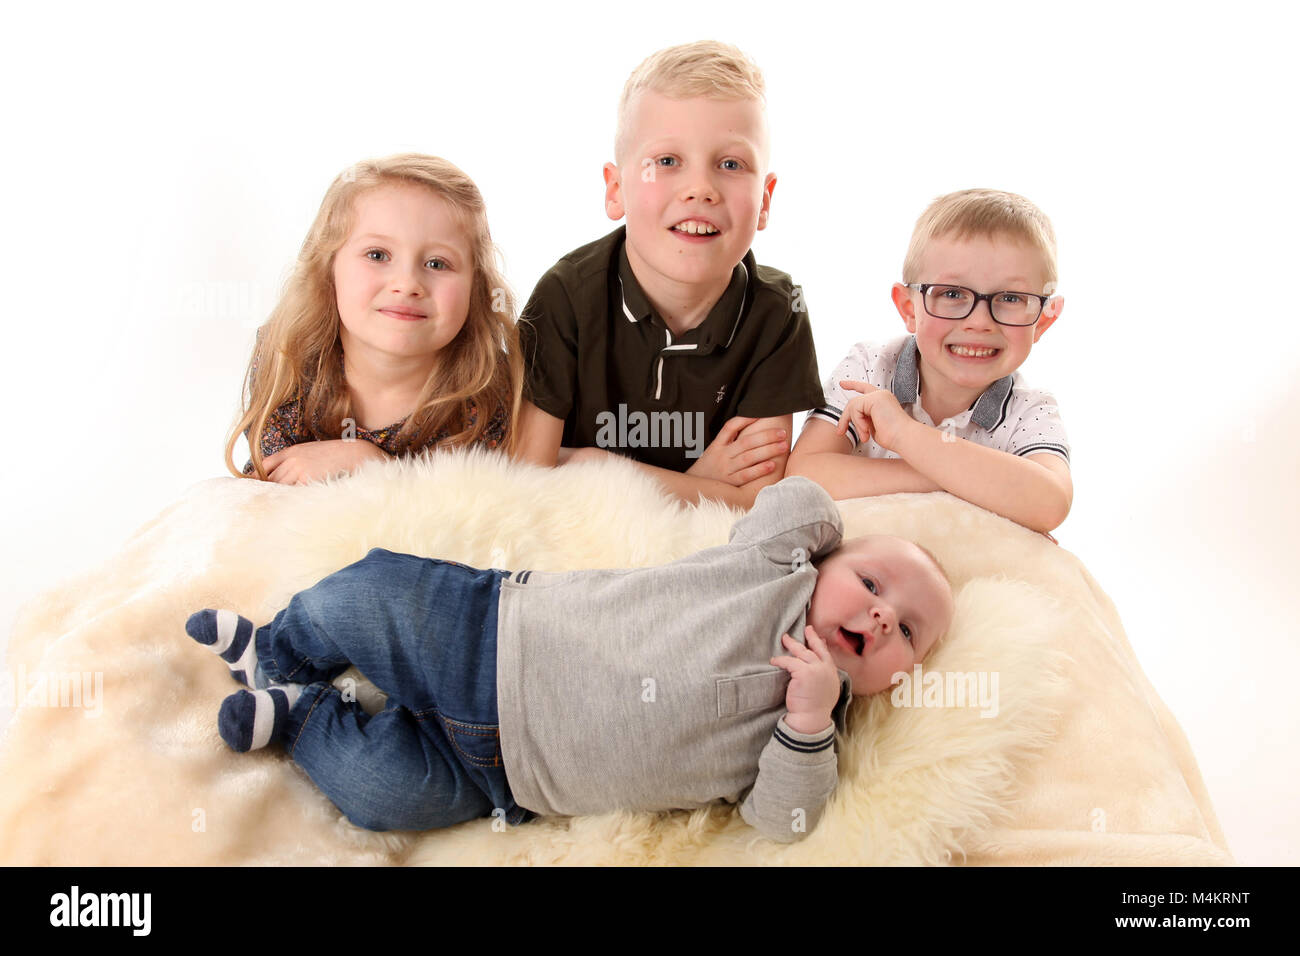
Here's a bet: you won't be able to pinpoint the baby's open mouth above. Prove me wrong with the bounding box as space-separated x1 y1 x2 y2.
840 627 865 655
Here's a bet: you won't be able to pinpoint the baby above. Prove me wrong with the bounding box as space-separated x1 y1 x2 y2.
187 477 953 843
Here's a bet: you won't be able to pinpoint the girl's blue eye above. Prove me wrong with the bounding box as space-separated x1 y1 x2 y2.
426 258 448 271
365 249 389 262
862 578 877 594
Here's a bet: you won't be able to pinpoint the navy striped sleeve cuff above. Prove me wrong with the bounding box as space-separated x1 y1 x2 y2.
807 405 860 447
1014 443 1070 463
773 716 836 756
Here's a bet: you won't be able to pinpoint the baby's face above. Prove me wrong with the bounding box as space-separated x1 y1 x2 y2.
808 536 954 696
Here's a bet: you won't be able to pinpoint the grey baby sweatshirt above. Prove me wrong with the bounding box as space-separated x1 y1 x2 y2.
495 477 852 843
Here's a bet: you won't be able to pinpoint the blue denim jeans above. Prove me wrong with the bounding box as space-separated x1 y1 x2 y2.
254 548 529 831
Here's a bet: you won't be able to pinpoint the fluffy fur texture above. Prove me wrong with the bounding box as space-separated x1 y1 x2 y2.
0 451 1231 865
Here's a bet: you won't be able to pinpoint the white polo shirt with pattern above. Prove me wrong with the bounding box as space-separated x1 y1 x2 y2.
807 335 1070 463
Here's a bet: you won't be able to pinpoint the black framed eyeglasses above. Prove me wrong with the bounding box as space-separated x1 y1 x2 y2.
906 283 1048 327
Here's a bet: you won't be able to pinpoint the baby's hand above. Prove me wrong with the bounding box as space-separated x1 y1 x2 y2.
771 626 839 735
262 439 389 485
837 380 912 452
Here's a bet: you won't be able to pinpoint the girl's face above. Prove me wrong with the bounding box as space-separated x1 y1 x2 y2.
332 183 474 370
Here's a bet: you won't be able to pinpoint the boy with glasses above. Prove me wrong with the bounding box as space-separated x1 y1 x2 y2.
788 189 1072 534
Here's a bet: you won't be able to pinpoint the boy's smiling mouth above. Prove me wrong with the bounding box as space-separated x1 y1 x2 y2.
670 218 720 237
947 344 1000 359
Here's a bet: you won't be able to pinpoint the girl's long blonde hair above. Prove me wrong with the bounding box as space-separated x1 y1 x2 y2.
225 154 522 479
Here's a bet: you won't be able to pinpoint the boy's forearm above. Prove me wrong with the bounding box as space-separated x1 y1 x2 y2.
631 459 778 509
785 451 941 500
891 420 1071 532
512 400 563 466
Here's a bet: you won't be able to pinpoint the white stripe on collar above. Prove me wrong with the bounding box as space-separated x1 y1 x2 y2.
720 260 749 350
618 275 637 324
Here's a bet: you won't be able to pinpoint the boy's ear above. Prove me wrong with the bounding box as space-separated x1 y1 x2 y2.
891 282 918 332
1033 295 1063 342
603 162 625 222
756 172 778 231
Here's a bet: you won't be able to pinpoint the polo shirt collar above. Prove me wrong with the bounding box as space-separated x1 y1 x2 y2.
891 335 1014 431
616 236 750 353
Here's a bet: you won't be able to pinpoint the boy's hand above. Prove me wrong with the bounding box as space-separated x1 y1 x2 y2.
262 439 389 484
837 380 913 452
687 416 788 487
771 626 839 735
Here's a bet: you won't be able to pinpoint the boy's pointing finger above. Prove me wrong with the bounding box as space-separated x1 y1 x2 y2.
839 379 878 395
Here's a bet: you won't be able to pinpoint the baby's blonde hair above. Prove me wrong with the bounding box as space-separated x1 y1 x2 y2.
902 188 1059 294
225 153 522 479
614 40 767 162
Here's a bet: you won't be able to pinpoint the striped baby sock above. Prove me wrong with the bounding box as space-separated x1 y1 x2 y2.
218 684 305 752
186 609 272 688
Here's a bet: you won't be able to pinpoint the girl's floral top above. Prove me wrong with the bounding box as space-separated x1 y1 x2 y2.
243 396 507 475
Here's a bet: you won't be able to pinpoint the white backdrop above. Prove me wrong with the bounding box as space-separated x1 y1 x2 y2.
2 0 1297 864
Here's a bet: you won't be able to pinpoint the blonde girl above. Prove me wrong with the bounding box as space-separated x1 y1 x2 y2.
226 154 521 482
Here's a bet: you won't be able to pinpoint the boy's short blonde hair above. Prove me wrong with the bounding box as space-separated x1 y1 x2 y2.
614 40 767 162
902 189 1059 294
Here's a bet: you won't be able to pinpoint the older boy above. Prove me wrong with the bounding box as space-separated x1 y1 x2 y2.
187 478 954 844
514 42 824 508
788 189 1072 534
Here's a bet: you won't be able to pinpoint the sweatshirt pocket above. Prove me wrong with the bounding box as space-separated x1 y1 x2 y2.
716 670 788 719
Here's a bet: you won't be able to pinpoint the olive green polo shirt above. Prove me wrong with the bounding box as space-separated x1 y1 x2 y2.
518 227 824 472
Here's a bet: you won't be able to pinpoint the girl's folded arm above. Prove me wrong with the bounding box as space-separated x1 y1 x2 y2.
263 439 391 485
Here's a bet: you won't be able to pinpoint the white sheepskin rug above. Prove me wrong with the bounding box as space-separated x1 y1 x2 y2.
0 450 1231 865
